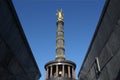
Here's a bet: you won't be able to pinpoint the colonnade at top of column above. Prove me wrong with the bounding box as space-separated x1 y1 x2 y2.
46 64 76 80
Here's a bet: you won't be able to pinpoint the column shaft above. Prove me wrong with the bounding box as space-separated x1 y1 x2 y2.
46 68 48 79
72 67 75 79
62 65 64 77
68 66 71 78
56 65 58 77
56 22 65 60
50 66 52 77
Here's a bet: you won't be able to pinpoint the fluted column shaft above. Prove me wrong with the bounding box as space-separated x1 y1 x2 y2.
56 21 65 60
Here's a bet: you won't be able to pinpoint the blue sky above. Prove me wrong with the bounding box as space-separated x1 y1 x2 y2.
12 0 105 80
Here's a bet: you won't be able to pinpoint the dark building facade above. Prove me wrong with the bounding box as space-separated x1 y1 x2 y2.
45 9 76 80
78 0 120 80
0 0 41 80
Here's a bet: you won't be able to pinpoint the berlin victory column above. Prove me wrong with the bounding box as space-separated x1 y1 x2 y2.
45 9 76 80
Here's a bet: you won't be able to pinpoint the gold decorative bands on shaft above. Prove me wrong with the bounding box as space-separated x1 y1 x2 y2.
56 37 64 40
56 45 65 49
56 54 65 58
57 29 64 32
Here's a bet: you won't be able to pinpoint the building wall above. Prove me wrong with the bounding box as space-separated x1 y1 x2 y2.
0 0 40 80
78 0 120 80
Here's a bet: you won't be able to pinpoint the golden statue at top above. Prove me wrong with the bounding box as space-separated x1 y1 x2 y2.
56 9 64 21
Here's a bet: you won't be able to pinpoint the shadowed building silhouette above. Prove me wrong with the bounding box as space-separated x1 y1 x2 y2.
0 0 41 80
78 0 120 80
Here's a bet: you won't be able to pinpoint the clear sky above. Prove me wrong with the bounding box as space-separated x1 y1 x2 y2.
12 0 105 80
